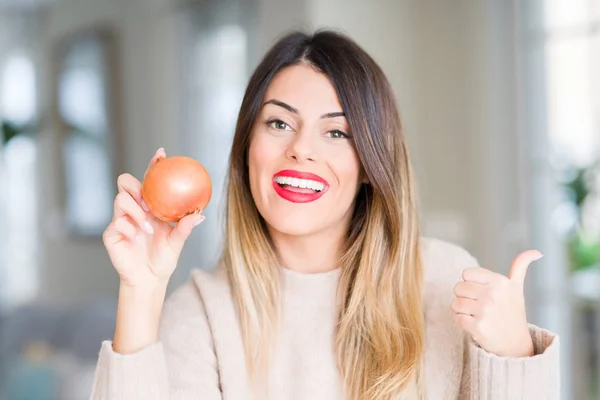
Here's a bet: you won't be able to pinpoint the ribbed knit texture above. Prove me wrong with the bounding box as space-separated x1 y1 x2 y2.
90 237 560 400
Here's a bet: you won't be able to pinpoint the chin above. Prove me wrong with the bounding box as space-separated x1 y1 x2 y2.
263 209 323 237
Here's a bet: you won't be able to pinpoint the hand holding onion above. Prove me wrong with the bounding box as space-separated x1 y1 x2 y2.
102 148 211 289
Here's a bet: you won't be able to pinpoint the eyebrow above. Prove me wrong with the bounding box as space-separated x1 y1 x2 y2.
263 99 346 119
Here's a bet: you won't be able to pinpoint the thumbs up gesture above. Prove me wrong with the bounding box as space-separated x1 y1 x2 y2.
452 250 544 358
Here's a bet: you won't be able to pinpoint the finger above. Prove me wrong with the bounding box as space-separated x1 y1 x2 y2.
103 216 138 244
113 216 138 241
454 281 486 300
144 147 166 179
508 249 543 287
462 267 504 285
451 297 480 316
167 213 205 253
454 313 476 333
114 191 154 234
117 173 143 204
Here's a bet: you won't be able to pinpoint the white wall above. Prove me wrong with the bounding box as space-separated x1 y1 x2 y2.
36 0 182 304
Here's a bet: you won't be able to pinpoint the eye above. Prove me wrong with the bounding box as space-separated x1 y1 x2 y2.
327 130 351 139
266 119 292 131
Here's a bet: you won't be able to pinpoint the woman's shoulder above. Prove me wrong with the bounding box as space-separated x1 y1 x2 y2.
420 236 479 282
419 236 480 304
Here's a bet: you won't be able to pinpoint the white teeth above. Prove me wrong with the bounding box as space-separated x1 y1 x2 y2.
274 176 326 191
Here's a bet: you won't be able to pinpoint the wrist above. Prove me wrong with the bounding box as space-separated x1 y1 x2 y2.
119 273 170 292
119 279 169 297
517 331 535 357
113 281 169 354
499 329 534 358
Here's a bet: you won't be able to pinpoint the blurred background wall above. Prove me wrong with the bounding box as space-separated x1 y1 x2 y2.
0 0 598 398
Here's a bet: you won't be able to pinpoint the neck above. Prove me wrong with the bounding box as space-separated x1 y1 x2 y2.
270 226 346 274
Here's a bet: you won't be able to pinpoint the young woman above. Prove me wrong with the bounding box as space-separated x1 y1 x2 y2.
91 31 559 399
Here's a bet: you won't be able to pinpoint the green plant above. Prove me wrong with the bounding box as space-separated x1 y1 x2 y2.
562 162 600 271
1 120 37 145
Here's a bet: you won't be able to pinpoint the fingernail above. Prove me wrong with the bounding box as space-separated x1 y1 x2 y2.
194 215 205 226
143 220 154 234
141 199 150 212
534 251 544 261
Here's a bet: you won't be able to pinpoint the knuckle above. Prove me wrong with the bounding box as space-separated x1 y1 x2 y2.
102 224 113 243
461 268 471 280
117 172 133 183
115 191 128 204
453 282 461 295
117 173 131 189
452 298 466 312
451 298 459 311
462 267 478 281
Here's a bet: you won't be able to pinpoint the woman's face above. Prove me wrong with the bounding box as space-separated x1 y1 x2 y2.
248 64 363 237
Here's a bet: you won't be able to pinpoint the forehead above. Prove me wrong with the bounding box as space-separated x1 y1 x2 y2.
263 64 343 113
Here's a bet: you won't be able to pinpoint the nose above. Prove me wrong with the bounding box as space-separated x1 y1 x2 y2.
286 131 317 163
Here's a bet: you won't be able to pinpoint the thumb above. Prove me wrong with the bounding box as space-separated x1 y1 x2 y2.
508 249 544 287
167 213 205 252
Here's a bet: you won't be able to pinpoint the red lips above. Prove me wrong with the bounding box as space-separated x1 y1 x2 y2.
272 169 329 203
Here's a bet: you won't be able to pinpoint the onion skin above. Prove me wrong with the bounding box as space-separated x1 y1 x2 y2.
141 156 212 222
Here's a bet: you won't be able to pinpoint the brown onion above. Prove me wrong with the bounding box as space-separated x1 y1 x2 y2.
141 156 212 222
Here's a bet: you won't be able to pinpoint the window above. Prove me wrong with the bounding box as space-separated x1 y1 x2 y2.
0 53 39 311
522 1 600 397
56 33 116 237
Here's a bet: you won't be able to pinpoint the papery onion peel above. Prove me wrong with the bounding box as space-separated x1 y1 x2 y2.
141 156 212 223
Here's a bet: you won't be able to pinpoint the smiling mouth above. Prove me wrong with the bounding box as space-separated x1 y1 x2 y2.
273 176 325 193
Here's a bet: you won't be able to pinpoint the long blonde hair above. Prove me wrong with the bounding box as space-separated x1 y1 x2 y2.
221 30 424 399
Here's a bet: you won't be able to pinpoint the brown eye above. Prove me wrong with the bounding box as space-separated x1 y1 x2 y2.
267 119 292 131
327 130 350 139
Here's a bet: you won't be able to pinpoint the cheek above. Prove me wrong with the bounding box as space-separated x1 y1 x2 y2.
332 147 362 190
248 132 283 190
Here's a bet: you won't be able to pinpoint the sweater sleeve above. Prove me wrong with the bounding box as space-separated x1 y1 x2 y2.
89 282 222 400
460 324 560 399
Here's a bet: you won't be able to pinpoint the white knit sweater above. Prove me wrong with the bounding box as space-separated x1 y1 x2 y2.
90 237 560 399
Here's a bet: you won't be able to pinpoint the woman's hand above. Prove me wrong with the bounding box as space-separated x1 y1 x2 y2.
452 250 543 358
102 148 206 290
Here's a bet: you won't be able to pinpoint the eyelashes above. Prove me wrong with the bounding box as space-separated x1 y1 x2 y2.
265 119 293 131
265 119 352 140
